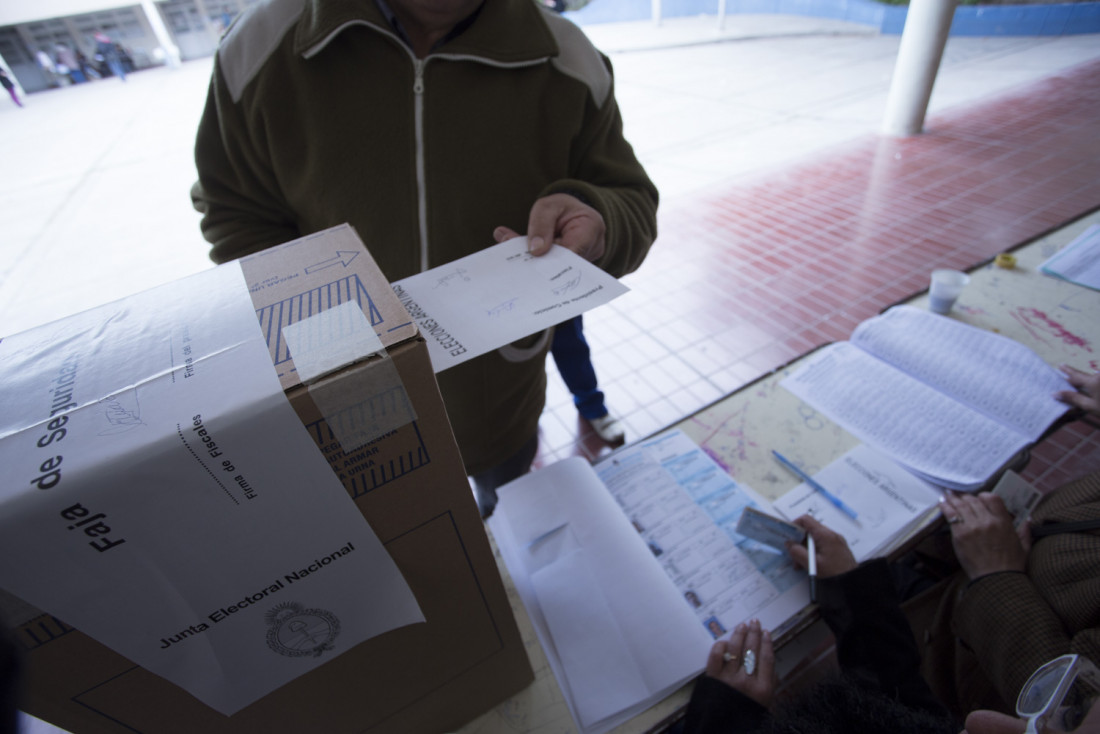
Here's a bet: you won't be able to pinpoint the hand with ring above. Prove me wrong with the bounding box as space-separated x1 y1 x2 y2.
704 618 776 708
941 490 1030 580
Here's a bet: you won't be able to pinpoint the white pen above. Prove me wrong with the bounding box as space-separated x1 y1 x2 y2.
807 533 818 603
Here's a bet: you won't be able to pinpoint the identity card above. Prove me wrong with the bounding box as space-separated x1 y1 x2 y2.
736 506 807 551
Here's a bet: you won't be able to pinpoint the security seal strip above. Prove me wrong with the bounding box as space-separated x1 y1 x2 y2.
282 300 416 452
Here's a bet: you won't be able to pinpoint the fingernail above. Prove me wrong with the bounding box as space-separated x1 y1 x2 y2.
529 236 544 252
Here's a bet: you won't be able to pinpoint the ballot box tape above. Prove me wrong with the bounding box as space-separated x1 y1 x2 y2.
282 301 416 451
282 300 384 382
306 356 416 452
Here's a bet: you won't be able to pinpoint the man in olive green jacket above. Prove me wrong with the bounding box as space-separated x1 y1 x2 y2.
192 0 658 516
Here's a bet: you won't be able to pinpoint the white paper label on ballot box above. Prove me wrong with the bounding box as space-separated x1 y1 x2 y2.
0 263 424 715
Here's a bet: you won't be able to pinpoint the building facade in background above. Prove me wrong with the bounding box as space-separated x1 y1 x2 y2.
0 0 256 93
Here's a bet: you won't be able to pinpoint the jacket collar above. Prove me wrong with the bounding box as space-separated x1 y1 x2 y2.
294 0 559 63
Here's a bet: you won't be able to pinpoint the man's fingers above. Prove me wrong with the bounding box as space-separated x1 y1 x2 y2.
978 492 1011 519
786 540 809 569
757 628 776 682
526 199 567 255
493 226 520 243
705 640 728 678
742 620 762 671
1060 364 1089 387
792 514 824 533
1056 390 1099 412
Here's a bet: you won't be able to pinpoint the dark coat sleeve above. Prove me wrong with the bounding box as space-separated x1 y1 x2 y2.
819 558 949 718
952 470 1100 705
681 675 769 734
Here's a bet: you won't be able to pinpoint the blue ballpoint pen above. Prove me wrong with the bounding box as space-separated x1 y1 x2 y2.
772 450 862 526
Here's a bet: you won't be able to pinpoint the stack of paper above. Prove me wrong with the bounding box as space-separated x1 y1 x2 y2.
1039 223 1100 291
781 306 1072 490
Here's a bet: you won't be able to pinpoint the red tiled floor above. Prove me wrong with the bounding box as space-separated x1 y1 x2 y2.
537 58 1100 490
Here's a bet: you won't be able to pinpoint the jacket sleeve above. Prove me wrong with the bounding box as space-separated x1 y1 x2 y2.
541 57 658 280
953 470 1100 706
953 570 1099 706
819 558 948 718
191 61 302 264
681 675 770 734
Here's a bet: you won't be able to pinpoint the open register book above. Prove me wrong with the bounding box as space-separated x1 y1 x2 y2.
489 430 943 733
781 306 1073 491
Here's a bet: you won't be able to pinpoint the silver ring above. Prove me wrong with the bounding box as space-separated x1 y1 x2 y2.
743 649 757 675
722 651 738 663
948 516 963 525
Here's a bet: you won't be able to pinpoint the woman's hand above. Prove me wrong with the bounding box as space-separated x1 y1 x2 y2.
941 491 1029 579
788 515 857 577
704 619 777 709
1056 364 1100 418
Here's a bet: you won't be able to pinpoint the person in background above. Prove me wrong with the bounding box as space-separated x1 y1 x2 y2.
680 515 955 733
76 49 97 80
0 68 22 108
550 314 625 445
55 43 84 83
191 0 658 520
34 49 57 87
94 32 126 81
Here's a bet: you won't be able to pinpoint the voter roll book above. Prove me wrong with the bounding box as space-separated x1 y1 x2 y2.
735 506 807 551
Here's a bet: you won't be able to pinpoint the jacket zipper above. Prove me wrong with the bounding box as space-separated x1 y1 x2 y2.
413 59 429 273
307 22 548 274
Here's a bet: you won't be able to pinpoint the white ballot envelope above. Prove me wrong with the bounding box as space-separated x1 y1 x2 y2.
392 237 628 372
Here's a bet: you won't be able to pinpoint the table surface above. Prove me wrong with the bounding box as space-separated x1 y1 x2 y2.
460 211 1100 734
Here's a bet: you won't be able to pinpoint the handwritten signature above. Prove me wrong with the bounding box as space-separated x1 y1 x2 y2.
487 299 517 318
552 273 582 297
433 269 471 289
97 390 144 435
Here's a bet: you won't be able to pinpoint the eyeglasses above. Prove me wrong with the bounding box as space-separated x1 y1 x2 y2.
1016 654 1100 733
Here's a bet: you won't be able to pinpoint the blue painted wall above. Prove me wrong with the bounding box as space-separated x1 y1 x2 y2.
566 0 1100 35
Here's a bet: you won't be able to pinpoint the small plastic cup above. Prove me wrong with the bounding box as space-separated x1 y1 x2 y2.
929 269 970 314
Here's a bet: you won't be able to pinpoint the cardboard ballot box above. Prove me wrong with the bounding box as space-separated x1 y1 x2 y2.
0 225 532 733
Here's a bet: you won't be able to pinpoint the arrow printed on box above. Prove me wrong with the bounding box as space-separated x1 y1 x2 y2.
305 251 360 273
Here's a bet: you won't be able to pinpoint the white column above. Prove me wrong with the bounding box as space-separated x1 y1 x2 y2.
652 0 662 27
881 0 957 138
140 0 182 68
